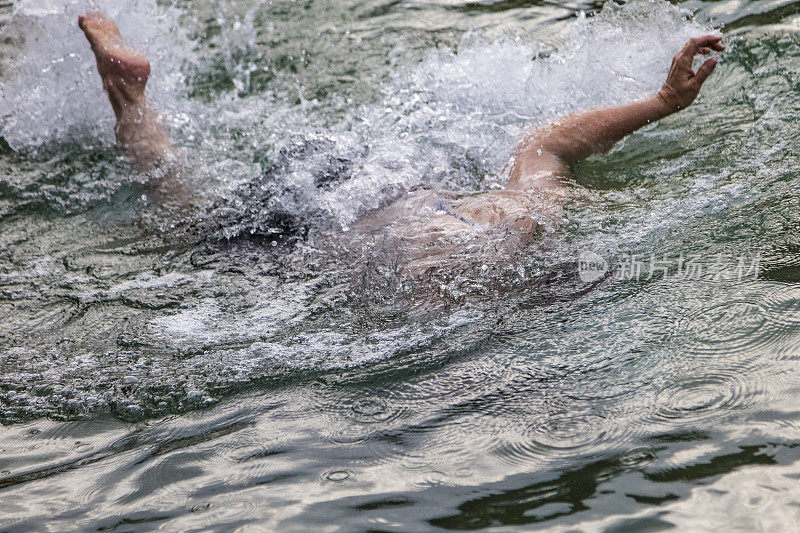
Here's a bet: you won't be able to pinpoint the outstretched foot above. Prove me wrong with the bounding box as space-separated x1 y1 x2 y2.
79 12 176 170
79 12 150 117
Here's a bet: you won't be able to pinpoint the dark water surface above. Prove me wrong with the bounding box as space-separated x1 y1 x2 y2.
2 0 800 530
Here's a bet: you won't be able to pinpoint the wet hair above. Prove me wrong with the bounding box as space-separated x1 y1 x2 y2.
200 135 364 248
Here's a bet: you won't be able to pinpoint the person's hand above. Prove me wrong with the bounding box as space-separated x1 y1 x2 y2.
657 35 725 112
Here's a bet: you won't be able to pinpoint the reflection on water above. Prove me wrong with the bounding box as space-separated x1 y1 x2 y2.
3 0 800 530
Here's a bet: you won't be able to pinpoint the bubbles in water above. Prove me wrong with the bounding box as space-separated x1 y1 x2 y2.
313 0 713 228
350 398 393 423
192 498 258 524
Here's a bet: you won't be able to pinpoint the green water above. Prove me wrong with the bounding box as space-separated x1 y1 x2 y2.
2 0 800 530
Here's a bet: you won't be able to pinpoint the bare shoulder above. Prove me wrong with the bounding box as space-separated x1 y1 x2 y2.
506 145 570 192
350 187 449 234
451 188 566 228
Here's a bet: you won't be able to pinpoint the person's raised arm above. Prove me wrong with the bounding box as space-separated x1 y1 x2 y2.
507 35 724 191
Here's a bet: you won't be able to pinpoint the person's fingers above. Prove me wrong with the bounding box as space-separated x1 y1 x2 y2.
704 36 726 52
699 47 711 54
677 35 724 64
694 34 724 49
676 40 697 64
692 57 718 88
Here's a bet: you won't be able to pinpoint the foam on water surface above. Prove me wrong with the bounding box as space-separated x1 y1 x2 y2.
1 0 714 227
0 0 780 423
4 0 800 529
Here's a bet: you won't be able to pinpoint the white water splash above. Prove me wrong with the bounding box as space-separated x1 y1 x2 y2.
0 0 189 153
314 0 714 226
0 0 714 231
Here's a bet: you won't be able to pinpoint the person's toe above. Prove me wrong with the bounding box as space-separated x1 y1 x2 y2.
78 14 89 33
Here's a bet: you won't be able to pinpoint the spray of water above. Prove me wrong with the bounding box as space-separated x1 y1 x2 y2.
0 0 738 421
0 0 190 152
1 0 713 229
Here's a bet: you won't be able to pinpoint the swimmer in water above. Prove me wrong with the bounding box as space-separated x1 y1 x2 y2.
78 12 724 277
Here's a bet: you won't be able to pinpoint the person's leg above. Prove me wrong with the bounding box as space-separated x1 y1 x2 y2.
79 12 174 168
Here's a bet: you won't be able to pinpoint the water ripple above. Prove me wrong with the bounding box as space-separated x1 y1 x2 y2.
650 370 766 428
761 286 800 360
673 300 769 355
495 411 621 466
321 468 357 483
